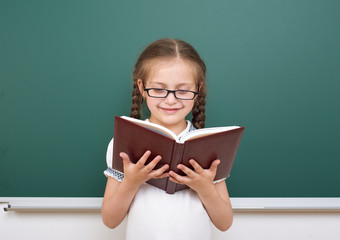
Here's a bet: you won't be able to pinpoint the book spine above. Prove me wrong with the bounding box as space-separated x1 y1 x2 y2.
165 143 185 194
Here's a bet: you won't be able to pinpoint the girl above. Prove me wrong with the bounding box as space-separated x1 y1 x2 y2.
102 38 233 240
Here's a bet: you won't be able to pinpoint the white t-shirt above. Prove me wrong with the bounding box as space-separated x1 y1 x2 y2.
105 120 213 240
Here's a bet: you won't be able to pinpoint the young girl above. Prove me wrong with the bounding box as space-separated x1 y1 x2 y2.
102 38 233 240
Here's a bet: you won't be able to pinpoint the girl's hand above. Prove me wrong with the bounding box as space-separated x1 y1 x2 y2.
119 150 169 188
168 159 220 196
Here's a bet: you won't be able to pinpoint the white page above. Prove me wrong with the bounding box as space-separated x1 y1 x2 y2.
179 126 240 143
121 116 179 141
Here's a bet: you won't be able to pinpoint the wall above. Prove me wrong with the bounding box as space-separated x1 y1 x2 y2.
1 204 340 240
1 199 340 240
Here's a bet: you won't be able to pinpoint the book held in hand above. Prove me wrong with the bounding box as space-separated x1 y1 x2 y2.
112 116 245 194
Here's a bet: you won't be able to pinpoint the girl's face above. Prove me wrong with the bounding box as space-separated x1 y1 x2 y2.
138 59 198 134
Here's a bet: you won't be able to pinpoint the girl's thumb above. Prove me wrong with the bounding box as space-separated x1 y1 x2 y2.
210 159 220 171
119 152 130 164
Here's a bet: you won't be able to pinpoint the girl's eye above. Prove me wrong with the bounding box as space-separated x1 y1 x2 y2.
153 89 165 93
176 90 192 97
148 88 167 97
176 90 187 95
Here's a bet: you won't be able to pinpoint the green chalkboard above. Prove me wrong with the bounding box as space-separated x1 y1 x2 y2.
1 0 339 197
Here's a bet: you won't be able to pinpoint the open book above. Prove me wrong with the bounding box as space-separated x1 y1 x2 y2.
112 116 245 194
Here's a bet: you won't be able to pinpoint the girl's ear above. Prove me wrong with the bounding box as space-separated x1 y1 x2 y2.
198 82 203 92
194 82 203 101
137 79 146 97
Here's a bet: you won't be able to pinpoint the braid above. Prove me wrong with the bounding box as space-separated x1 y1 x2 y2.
192 89 206 129
130 79 143 119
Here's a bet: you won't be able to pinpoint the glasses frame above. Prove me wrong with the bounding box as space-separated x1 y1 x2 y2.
143 85 200 100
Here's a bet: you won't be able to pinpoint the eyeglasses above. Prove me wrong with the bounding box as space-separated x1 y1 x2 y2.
143 87 199 100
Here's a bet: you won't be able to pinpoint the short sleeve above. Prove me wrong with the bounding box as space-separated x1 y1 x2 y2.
105 138 114 168
103 138 124 182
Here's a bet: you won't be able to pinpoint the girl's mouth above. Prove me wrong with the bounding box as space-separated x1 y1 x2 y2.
160 107 180 114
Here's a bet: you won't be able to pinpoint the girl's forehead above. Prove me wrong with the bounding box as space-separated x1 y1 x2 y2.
148 81 194 87
153 58 194 70
146 59 197 86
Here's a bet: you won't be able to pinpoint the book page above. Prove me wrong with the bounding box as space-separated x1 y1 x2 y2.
121 116 178 140
179 126 240 143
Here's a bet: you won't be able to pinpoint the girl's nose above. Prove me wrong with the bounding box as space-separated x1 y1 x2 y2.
164 91 177 104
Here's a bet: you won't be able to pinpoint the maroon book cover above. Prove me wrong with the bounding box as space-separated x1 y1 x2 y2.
112 116 245 194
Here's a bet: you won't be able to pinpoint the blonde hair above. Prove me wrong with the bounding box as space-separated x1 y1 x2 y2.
130 38 207 129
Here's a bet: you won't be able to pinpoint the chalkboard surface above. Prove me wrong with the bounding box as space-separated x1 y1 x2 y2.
1 0 339 197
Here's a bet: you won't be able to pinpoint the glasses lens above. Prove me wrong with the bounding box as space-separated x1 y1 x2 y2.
175 90 195 100
148 89 168 98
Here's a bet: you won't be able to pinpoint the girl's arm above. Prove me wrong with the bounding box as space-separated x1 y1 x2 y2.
102 151 169 229
169 159 233 231
197 180 233 231
101 177 139 229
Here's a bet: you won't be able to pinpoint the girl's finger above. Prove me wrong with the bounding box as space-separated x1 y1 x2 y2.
150 164 169 178
145 155 162 172
189 159 204 173
169 170 188 184
168 176 181 184
136 150 152 167
209 159 220 174
153 171 170 179
177 164 195 177
120 152 131 166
